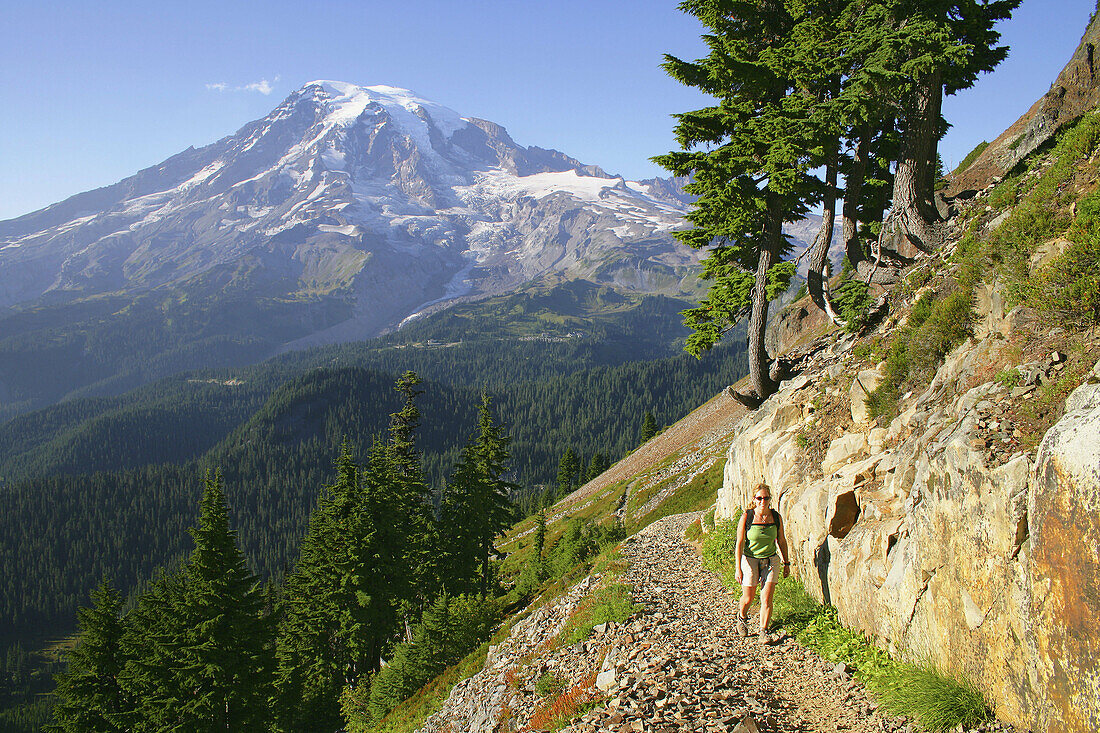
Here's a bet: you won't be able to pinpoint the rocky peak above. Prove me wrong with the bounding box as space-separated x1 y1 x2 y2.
949 10 1100 194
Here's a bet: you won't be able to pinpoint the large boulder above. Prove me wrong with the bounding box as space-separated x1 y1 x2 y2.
1027 367 1100 732
849 365 885 425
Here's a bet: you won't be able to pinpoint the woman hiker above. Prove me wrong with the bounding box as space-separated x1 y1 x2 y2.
734 483 790 644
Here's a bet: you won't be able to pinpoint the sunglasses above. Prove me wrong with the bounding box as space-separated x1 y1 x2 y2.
755 495 771 501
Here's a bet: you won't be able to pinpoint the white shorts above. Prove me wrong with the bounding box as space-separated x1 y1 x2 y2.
741 555 780 587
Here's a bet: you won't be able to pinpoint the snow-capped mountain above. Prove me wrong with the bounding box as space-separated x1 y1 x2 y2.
0 81 704 347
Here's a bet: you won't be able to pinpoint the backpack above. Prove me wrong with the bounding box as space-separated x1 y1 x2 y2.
744 506 781 531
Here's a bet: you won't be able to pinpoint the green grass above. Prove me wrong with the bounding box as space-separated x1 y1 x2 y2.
535 672 566 697
627 458 724 534
866 288 975 422
558 582 639 646
951 141 990 176
874 664 993 732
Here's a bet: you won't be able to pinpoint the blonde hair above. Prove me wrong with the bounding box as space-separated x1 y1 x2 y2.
746 482 771 511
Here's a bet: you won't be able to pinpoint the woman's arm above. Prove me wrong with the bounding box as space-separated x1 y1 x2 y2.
734 509 748 584
777 515 790 578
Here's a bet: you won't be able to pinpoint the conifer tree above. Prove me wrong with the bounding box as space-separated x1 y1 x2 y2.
556 447 579 500
533 508 548 582
115 570 191 732
387 371 439 606
587 452 611 481
116 472 272 731
50 579 126 733
439 394 518 596
656 0 815 400
639 412 658 445
276 446 385 731
176 470 273 730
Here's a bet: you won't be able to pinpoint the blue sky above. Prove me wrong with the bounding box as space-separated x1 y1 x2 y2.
0 0 1095 220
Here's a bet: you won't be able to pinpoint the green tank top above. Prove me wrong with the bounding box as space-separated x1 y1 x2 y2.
745 510 779 558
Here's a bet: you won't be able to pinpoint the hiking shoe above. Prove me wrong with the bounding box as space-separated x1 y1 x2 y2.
736 616 748 637
759 629 774 645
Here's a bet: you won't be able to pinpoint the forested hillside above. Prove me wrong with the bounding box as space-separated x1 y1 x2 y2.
0 337 744 656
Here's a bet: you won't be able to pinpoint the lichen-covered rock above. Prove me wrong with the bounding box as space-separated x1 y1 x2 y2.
1027 375 1100 733
716 345 1100 733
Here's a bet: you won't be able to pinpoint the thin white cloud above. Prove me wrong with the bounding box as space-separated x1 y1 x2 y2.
206 76 280 95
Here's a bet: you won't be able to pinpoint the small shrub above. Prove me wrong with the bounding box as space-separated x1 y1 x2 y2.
867 290 974 421
526 673 599 732
700 516 742 589
795 430 812 449
363 594 500 725
874 665 993 732
993 368 1021 389
535 672 565 697
833 279 873 333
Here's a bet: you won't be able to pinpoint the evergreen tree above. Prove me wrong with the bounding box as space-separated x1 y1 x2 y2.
556 447 579 500
439 394 518 596
176 471 273 730
533 508 548 582
50 579 125 733
639 412 658 445
876 0 1018 254
276 447 385 732
115 570 191 732
387 371 440 609
656 0 814 400
586 452 611 481
114 473 272 731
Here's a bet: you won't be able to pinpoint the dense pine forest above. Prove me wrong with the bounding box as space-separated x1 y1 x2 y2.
0 314 745 729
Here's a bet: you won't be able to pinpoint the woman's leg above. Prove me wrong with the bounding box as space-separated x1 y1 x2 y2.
739 584 757 620
759 580 777 632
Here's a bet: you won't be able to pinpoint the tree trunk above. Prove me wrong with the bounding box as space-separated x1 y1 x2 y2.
747 195 783 400
842 123 870 269
807 144 844 325
881 70 943 256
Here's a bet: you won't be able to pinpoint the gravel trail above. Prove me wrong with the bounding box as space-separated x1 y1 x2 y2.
564 513 892 733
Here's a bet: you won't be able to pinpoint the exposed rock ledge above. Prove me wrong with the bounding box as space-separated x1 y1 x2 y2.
717 332 1100 732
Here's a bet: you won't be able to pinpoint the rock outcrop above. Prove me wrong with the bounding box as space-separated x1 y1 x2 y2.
949 11 1100 195
716 321 1100 732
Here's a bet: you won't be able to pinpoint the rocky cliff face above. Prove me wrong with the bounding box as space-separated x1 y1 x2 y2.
717 292 1100 733
949 11 1100 195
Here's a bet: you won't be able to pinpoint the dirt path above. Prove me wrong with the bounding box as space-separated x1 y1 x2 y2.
564 513 895 733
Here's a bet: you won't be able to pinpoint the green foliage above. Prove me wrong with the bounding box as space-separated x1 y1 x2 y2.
0 339 745 656
700 518 742 590
867 290 974 421
993 368 1021 389
874 664 993 732
951 141 989 176
346 641 489 733
986 113 1100 304
832 279 873 333
638 412 658 446
683 518 704 542
547 519 625 581
559 583 639 647
535 672 566 697
49 580 125 733
359 594 500 726
1016 191 1100 328
438 394 519 597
